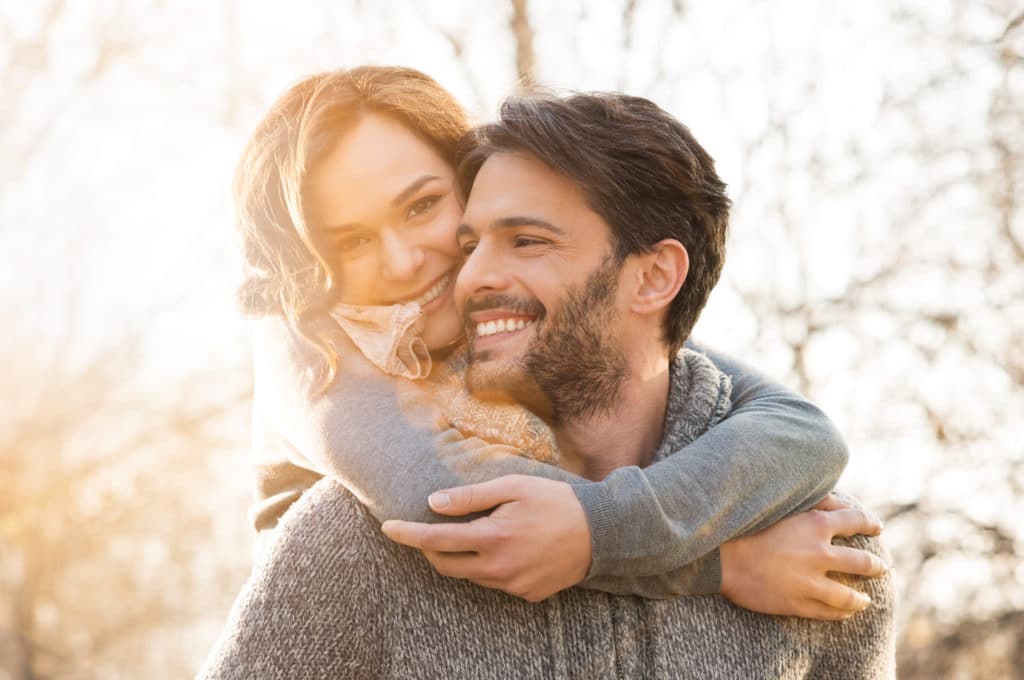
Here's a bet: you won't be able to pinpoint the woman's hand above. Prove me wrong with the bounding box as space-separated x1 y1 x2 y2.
381 475 592 602
719 495 888 620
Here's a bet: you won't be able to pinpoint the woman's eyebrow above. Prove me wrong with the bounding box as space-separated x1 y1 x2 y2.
390 175 441 207
322 175 443 233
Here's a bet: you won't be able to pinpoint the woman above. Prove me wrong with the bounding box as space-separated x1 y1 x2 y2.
234 66 869 610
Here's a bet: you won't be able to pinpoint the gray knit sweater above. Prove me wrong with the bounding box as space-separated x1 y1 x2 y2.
200 353 896 679
249 318 850 596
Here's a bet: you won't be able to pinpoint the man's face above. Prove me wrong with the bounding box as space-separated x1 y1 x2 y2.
455 152 629 424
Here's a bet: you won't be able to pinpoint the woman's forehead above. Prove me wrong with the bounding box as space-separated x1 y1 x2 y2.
306 114 453 227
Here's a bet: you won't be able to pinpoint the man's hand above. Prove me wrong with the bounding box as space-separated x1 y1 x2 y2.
381 475 591 602
720 495 888 620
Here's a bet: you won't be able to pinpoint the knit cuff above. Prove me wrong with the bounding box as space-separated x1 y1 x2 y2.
694 547 723 595
572 481 622 578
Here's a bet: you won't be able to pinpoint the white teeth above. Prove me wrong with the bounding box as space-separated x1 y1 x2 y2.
413 273 450 307
474 318 535 338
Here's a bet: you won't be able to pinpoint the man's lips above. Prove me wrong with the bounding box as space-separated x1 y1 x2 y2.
473 315 537 339
467 309 537 323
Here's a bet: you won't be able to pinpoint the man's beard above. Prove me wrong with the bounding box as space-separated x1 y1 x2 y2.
464 257 628 427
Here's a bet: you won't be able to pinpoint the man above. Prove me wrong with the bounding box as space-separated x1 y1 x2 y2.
200 93 895 679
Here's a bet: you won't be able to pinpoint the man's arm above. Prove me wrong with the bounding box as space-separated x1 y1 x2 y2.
198 479 388 680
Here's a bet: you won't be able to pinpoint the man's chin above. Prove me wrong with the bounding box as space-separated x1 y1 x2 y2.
464 360 518 402
465 360 554 421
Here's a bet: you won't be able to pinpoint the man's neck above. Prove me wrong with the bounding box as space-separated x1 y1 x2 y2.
553 353 671 481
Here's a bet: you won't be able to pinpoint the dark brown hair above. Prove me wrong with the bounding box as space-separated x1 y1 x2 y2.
233 66 469 392
457 92 730 355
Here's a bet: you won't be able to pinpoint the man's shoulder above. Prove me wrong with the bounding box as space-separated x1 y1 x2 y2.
257 478 396 576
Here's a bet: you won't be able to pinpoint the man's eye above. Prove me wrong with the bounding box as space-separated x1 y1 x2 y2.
459 240 478 256
407 195 441 220
514 236 545 248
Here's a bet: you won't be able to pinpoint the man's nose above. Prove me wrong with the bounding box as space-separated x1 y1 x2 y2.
380 229 424 282
455 240 510 301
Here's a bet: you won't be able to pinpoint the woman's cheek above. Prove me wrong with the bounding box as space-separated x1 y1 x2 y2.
337 253 380 305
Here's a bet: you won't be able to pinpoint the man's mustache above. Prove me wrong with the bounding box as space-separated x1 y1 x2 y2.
462 295 546 326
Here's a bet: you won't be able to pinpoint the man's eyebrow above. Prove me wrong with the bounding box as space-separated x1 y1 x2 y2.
390 175 441 208
492 216 567 237
456 217 566 242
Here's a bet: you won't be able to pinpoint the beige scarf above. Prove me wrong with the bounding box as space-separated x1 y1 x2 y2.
328 302 558 464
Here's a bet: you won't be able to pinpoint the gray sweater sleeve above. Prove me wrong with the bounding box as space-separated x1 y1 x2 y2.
255 320 847 597
574 338 849 594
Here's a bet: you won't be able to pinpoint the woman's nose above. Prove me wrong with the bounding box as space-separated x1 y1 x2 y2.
380 229 424 281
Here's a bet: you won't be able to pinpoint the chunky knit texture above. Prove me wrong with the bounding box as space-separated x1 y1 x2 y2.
249 317 850 596
199 353 896 679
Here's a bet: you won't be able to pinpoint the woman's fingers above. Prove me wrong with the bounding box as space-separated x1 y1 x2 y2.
811 494 847 512
796 598 861 621
427 475 530 516
809 576 873 613
824 506 884 538
382 517 491 553
826 544 889 577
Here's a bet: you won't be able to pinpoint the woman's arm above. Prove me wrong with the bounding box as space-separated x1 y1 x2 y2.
257 319 848 599
253 318 587 525
573 338 848 593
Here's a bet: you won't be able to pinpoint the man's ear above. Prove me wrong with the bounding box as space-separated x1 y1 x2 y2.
629 239 688 315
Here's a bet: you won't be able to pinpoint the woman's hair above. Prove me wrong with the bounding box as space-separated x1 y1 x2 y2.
233 65 469 392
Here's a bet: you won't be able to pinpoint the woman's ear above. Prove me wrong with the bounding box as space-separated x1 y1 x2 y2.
630 239 688 315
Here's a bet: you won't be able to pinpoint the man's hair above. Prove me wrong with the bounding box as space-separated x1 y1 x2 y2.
456 92 731 355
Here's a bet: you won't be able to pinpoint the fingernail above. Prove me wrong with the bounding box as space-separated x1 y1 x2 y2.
429 493 450 509
858 594 872 609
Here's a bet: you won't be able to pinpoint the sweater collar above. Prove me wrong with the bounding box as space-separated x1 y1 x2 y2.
651 349 733 464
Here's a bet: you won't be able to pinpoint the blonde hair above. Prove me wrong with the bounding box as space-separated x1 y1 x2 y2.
233 66 470 393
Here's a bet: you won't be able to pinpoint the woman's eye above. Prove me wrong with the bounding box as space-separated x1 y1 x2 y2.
336 233 373 253
459 240 477 256
406 195 441 220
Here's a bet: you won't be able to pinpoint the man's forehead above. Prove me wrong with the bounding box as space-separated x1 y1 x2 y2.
463 151 590 227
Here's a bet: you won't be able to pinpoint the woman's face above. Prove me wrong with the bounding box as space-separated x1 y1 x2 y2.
305 114 464 351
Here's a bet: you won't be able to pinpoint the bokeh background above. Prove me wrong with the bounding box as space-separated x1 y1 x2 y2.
1 1 1022 678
